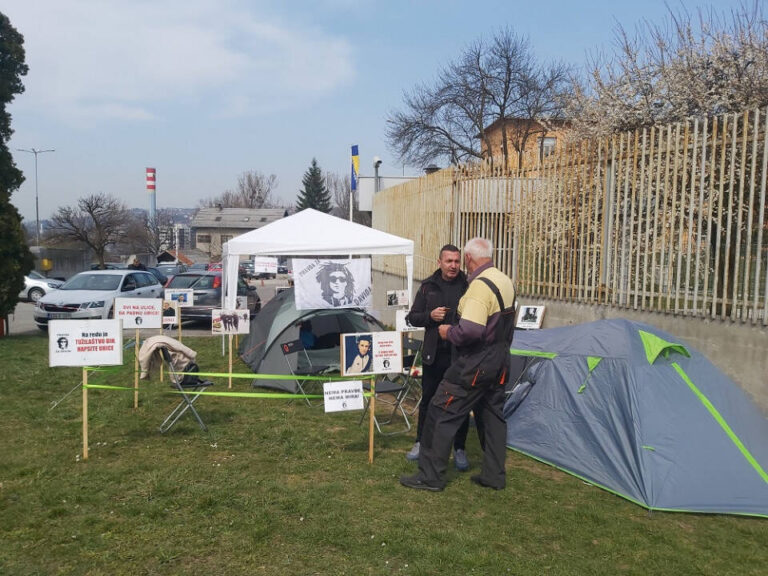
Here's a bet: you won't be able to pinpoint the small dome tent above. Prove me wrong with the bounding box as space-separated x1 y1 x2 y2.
504 319 768 518
239 288 385 392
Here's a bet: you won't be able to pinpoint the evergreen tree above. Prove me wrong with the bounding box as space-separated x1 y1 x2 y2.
296 158 332 213
0 12 33 324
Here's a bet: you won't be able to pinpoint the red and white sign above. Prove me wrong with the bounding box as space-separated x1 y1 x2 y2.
115 298 163 329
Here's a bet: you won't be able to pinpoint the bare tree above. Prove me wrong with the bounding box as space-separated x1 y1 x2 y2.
121 208 175 257
328 173 370 226
48 193 129 268
387 28 571 169
199 170 278 209
567 2 768 140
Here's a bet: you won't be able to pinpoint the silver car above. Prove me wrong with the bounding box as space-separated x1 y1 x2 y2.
19 270 64 302
34 269 162 330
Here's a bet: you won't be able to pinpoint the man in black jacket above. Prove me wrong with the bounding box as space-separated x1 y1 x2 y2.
404 244 471 470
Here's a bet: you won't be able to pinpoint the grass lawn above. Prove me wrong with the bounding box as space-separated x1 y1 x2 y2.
1 334 766 575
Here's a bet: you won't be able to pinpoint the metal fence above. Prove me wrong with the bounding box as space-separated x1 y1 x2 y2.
373 107 768 326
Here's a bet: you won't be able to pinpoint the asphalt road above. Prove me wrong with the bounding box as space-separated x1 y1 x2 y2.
7 277 288 337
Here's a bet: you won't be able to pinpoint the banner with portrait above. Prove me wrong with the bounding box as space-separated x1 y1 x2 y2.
293 258 372 310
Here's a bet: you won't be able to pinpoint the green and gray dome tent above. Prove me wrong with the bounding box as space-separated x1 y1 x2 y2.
504 319 768 517
239 287 385 392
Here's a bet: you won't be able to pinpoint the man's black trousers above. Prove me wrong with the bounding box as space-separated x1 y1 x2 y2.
416 379 507 489
416 352 470 450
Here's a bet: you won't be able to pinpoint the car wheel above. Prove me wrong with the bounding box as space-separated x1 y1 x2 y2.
37 324 48 331
28 287 44 302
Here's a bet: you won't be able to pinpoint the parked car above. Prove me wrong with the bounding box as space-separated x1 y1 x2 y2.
277 264 289 274
164 271 261 323
18 270 64 302
155 263 187 278
90 262 128 270
188 262 210 271
34 269 163 330
146 266 168 286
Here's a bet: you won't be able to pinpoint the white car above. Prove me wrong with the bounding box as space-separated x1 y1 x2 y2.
34 269 162 330
19 270 64 302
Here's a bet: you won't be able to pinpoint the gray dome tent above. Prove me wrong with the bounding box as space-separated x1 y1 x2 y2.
239 287 385 392
504 319 768 518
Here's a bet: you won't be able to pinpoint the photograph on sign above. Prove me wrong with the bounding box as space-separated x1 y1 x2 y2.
341 331 402 376
212 309 250 335
386 289 409 307
395 309 423 332
49 319 123 367
115 297 163 329
164 288 194 307
253 256 278 274
162 300 178 326
323 381 364 413
516 305 545 330
236 295 249 310
293 258 371 310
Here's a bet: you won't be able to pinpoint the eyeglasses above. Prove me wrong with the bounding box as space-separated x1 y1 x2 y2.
329 275 347 283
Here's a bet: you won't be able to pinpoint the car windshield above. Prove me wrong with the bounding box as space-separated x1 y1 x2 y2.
168 274 207 289
29 270 45 280
62 274 122 291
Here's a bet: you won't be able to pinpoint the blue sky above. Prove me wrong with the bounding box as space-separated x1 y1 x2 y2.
5 0 747 222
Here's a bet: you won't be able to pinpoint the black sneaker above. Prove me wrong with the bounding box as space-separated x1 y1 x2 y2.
470 475 503 491
399 474 443 492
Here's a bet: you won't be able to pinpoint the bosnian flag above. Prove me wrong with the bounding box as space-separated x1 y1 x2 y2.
351 145 359 191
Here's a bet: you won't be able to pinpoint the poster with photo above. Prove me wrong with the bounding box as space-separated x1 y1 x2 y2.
516 305 545 329
164 288 194 307
211 309 250 335
395 309 423 332
162 300 178 326
49 319 123 367
386 289 409 307
293 258 372 310
341 331 402 376
115 298 163 329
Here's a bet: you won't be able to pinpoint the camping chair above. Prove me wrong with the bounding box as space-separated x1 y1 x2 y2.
280 339 330 406
359 374 412 436
158 347 214 433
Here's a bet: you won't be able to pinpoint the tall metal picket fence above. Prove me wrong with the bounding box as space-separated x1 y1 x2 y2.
373 107 768 325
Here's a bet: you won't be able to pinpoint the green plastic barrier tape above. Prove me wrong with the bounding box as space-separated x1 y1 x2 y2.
508 348 557 359
82 383 373 400
672 362 768 484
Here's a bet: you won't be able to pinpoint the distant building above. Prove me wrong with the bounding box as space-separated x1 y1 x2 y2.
482 117 570 170
190 207 285 259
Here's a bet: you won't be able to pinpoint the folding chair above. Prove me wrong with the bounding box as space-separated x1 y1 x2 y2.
359 374 412 436
280 339 330 406
399 335 424 416
158 347 214 433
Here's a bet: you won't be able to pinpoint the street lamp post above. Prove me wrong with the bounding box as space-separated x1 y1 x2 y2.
17 147 55 246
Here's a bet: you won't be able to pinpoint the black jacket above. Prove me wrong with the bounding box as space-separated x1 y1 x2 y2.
405 269 468 365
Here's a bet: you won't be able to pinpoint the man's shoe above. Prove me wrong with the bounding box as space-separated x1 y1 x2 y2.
470 474 503 490
454 449 470 471
399 474 443 492
405 441 420 461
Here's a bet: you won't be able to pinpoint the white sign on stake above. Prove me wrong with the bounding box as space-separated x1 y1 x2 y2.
212 309 250 335
253 256 278 274
323 381 364 413
115 298 163 329
49 319 123 367
164 288 194 307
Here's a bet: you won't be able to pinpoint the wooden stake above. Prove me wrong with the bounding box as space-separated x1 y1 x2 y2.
82 368 89 461
368 378 375 464
176 306 182 342
134 328 140 409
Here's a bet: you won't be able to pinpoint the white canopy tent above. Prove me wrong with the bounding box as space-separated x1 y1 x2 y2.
222 209 414 311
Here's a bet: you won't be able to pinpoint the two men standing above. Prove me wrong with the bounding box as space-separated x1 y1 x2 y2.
401 237 516 492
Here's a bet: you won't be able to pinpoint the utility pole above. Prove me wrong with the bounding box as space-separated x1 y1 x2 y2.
17 147 55 246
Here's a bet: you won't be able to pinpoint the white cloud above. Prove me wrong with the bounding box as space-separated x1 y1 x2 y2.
4 0 355 122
